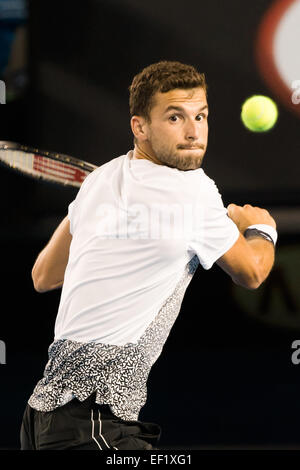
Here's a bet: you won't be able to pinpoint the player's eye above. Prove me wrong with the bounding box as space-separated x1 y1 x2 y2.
169 115 179 122
195 114 205 121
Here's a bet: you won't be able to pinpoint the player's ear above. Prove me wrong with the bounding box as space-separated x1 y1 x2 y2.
130 116 149 142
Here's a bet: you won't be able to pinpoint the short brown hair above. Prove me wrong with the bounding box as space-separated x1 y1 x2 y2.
129 60 207 121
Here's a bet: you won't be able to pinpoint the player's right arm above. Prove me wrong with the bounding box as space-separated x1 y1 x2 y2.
216 204 276 290
31 216 72 293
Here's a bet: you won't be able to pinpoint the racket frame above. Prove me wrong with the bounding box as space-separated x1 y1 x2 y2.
0 140 97 188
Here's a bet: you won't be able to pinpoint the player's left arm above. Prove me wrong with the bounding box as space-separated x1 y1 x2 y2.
216 203 276 289
216 232 275 289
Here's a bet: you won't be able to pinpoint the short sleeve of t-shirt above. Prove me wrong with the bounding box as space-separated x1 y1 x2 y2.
67 166 100 236
68 200 76 235
187 179 239 270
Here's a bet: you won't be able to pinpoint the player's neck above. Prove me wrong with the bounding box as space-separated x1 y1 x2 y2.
133 143 162 166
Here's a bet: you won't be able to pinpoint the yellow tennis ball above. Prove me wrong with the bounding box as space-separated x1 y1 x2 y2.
241 95 278 132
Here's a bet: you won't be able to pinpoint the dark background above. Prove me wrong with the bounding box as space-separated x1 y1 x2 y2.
0 0 300 449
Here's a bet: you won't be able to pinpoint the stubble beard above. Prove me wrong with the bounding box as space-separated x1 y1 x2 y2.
150 140 206 171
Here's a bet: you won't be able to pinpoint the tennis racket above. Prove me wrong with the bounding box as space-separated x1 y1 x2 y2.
0 141 98 188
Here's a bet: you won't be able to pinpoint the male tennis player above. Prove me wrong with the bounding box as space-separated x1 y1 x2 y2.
20 61 277 450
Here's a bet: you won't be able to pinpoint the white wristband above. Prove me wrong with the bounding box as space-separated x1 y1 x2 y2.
246 224 278 245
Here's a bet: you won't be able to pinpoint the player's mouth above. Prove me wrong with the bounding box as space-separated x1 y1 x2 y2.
178 145 204 150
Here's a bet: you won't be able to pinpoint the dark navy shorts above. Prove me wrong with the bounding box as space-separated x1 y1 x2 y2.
20 393 161 450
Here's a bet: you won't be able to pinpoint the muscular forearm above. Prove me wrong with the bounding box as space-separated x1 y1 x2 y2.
32 216 72 293
219 203 277 290
245 237 275 286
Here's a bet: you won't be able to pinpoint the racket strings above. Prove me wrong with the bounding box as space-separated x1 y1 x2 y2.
0 143 96 187
34 154 81 178
0 149 90 187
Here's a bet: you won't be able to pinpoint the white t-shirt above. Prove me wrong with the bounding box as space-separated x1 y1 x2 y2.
54 150 239 346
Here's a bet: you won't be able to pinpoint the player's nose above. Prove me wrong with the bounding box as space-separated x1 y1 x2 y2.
184 119 200 141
